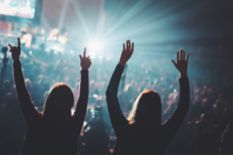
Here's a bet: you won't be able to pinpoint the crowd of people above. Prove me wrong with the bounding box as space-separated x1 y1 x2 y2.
0 33 232 155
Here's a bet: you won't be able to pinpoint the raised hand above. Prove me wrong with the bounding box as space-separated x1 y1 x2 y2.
79 48 91 70
172 49 189 78
119 40 134 66
8 37 21 62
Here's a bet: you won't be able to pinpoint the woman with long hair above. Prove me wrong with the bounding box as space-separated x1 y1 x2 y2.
106 40 190 155
9 38 91 155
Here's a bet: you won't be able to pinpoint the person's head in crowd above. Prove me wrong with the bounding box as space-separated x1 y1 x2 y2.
43 83 74 120
128 89 161 128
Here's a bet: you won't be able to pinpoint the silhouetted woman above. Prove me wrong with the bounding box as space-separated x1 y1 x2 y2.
106 40 190 155
9 38 91 155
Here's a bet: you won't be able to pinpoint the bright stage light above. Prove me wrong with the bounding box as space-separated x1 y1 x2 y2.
87 39 104 52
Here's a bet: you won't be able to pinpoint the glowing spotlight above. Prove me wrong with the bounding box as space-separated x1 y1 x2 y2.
87 39 104 52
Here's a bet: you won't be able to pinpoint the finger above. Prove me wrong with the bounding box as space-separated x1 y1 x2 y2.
83 48 86 58
182 49 186 60
180 50 183 60
131 42 134 52
176 51 179 61
17 37 21 48
186 53 190 62
126 40 130 48
123 43 125 51
171 60 177 67
181 49 185 60
8 44 13 50
79 55 82 60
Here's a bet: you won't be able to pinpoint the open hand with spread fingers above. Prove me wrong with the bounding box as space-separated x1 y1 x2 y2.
119 40 134 66
79 48 91 70
172 49 189 78
8 37 21 62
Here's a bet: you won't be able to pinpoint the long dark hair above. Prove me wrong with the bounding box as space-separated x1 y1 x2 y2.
128 89 161 127
43 83 74 119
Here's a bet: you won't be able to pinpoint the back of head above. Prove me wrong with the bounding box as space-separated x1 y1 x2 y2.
128 90 162 128
43 83 74 120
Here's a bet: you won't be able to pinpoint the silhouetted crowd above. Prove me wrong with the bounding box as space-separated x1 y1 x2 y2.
0 38 232 155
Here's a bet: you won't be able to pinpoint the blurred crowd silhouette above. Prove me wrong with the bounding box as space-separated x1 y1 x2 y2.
0 35 232 155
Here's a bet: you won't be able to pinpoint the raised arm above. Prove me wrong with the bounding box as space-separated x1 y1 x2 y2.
0 47 8 86
106 40 134 137
9 38 40 124
73 48 91 131
164 50 190 138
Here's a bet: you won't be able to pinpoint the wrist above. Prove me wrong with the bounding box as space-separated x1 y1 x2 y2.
13 59 20 63
119 61 126 66
81 68 88 71
180 72 188 78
